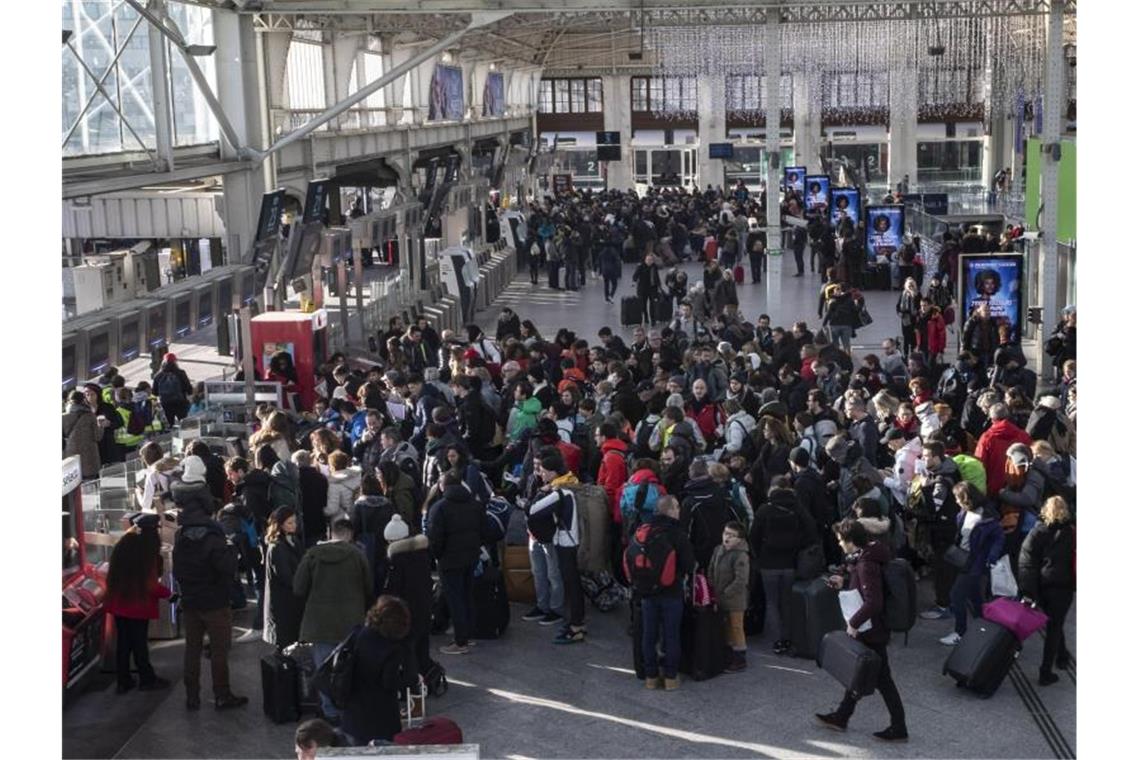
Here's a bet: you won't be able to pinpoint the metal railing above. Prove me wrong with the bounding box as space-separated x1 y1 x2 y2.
278 108 395 133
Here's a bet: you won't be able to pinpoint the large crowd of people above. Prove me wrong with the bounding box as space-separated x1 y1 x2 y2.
67 182 1077 750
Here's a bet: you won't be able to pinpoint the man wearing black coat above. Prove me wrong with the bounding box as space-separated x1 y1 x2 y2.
609 368 646 427
632 254 662 326
173 508 247 710
426 471 486 655
790 448 838 562
294 451 329 548
450 375 495 459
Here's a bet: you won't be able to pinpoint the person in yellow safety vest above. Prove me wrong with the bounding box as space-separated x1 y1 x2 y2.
101 375 125 407
113 384 165 455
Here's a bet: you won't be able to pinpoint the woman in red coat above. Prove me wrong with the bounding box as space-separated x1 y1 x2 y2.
105 525 172 694
916 298 947 364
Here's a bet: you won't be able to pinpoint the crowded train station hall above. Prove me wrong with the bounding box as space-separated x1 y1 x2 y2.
45 0 1115 758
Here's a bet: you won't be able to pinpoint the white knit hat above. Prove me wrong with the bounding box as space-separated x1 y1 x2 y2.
383 514 410 542
181 455 207 484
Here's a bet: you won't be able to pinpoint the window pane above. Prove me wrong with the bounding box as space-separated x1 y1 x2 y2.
587 78 602 112
570 79 585 113
554 79 570 112
649 78 664 110
539 80 553 113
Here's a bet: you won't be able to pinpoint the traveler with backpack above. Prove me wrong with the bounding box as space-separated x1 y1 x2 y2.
341 595 420 747
628 495 695 690
708 521 751 672
521 449 565 628
680 458 734 571
722 399 757 458
1018 495 1075 686
378 460 422 536
528 451 588 644
294 518 372 719
939 482 1004 646
912 441 962 621
974 403 1033 498
152 353 194 424
426 470 485 655
752 477 819 655
816 519 908 743
381 514 433 689
325 452 362 525
351 474 397 597
595 423 630 575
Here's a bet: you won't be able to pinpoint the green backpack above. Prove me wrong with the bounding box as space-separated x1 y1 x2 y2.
951 454 987 494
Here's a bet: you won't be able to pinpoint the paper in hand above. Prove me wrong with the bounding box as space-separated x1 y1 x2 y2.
838 589 872 633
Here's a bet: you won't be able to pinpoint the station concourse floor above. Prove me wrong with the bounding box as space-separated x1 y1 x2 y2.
65 256 1075 759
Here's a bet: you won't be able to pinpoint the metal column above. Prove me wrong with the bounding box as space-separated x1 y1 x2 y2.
1036 0 1066 372
146 0 174 171
764 9 783 310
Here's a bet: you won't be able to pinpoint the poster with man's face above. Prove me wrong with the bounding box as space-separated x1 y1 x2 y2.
804 174 830 214
830 187 860 227
784 166 806 195
864 205 905 263
960 254 1024 342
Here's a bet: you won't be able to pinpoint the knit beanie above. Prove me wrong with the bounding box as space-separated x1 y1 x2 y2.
383 514 410 542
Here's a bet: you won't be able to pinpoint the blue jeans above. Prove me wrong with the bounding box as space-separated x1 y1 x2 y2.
950 571 986 636
641 595 684 679
829 325 853 354
529 539 563 614
311 642 339 719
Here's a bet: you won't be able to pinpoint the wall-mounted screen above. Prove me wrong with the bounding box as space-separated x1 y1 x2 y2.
708 143 734 159
830 187 861 228
784 166 807 194
302 179 329 225
804 174 830 215
255 189 286 242
960 253 1024 343
865 205 905 263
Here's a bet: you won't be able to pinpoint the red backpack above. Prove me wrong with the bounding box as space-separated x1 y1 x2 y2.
623 522 678 596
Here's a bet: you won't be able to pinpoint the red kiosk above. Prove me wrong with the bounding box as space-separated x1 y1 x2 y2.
62 456 107 694
249 308 329 411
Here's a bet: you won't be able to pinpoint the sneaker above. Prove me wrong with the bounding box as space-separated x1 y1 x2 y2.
920 606 951 621
521 607 546 622
815 712 848 732
644 676 663 690
214 694 249 710
1039 670 1060 687
138 677 171 692
873 726 909 742
663 676 680 691
773 639 792 655
538 612 564 626
939 632 962 646
553 627 585 645
440 643 470 656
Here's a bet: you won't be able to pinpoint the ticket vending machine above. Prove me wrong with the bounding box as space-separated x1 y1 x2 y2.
168 287 195 340
83 321 114 379
194 281 215 331
62 456 107 695
213 270 235 356
249 308 329 411
114 309 143 364
141 300 170 356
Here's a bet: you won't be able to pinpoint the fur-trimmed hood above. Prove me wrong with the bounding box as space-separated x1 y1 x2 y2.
387 533 429 559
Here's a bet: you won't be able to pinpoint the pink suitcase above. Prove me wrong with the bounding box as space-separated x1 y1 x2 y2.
981 597 1048 642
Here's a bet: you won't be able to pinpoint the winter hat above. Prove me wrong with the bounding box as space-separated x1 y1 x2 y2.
1037 395 1062 411
716 341 733 355
731 371 749 386
790 447 810 469
758 387 779 405
665 393 686 409
668 374 686 389
383 514 410 543
824 435 851 463
181 455 207 484
1006 443 1032 470
163 352 177 363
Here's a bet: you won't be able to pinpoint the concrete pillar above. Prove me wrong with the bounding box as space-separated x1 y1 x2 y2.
697 74 726 189
412 56 437 123
384 41 416 126
888 64 918 190
602 74 633 190
764 9 783 306
147 0 174 171
213 7 268 263
1036 0 1065 365
793 70 822 173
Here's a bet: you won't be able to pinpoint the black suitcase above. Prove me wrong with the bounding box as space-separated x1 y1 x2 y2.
882 558 918 640
282 642 320 715
621 296 642 327
818 631 882 696
260 652 300 723
679 604 725 681
652 297 673 324
472 565 510 639
943 619 1020 697
785 578 845 660
424 658 449 697
743 566 767 636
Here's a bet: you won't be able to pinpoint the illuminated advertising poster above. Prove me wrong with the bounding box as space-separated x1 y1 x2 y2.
959 254 1024 342
784 166 806 194
865 204 905 263
483 72 505 117
830 187 860 228
804 174 830 215
429 65 464 121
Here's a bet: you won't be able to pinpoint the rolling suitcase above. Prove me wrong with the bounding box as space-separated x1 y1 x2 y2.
733 265 745 284
785 578 845 660
282 642 320 715
653 296 674 324
818 631 882 696
943 619 1020 697
679 604 725 681
621 296 642 327
260 652 300 724
472 564 510 639
394 686 463 745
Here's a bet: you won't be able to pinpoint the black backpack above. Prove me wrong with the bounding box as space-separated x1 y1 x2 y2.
153 370 183 401
526 491 561 544
623 522 678 596
882 557 917 636
313 625 362 709
728 419 758 461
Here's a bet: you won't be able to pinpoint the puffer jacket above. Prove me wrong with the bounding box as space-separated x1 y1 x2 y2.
975 420 1033 497
173 511 237 611
383 534 433 638
723 411 757 455
427 484 486 570
843 539 892 646
708 543 750 612
751 487 817 570
1018 520 1076 598
596 438 630 523
171 480 216 521
325 467 362 523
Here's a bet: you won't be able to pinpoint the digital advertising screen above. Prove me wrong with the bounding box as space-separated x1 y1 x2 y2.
784 166 807 194
959 254 1024 342
830 187 860 228
596 131 620 145
708 143 734 159
865 204 905 263
255 190 286 242
302 179 329 225
482 72 504 117
804 174 830 215
429 65 464 121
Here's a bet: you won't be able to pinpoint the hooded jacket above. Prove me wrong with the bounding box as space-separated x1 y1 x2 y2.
294 539 372 643
171 479 215 521
325 467 362 523
263 535 304 647
172 511 237 612
508 396 543 442
1018 520 1076 598
793 467 835 536
426 484 486 570
269 460 301 513
680 476 733 570
62 403 102 478
843 540 892 646
974 419 1033 497
596 438 630 522
383 534 433 638
708 542 751 612
751 487 817 570
386 471 419 531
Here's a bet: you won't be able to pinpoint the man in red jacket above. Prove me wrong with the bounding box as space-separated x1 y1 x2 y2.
974 403 1032 497
595 422 630 578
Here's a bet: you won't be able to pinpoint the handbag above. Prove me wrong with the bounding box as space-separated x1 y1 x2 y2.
692 572 716 608
943 545 970 571
990 555 1019 598
858 304 874 327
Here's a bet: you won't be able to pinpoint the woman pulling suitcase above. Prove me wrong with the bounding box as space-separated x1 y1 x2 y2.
815 519 909 742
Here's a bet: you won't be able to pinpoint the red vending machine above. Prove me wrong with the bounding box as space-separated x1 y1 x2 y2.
249 308 329 411
61 456 106 694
